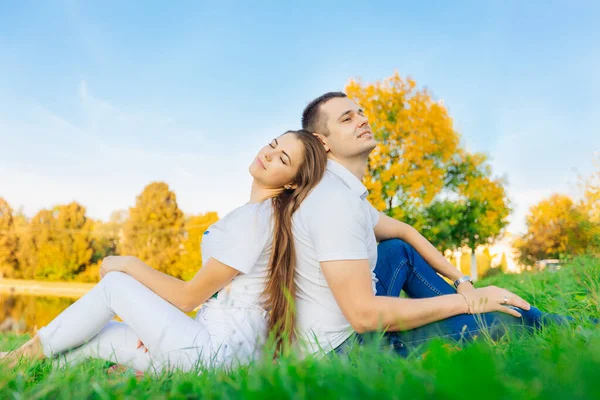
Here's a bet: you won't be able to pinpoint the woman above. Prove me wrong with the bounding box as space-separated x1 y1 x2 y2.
2 129 327 374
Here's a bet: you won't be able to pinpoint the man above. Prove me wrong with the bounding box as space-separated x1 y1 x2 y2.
292 92 543 356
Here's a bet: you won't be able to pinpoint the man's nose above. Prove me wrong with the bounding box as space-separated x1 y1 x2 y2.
357 114 369 126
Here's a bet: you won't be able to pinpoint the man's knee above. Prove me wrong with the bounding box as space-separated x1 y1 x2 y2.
377 239 413 256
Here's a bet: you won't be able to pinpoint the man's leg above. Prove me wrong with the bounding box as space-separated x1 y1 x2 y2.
381 306 560 357
371 239 570 356
374 239 456 298
335 307 550 357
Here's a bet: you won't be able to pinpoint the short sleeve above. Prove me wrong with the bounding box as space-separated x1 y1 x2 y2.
368 202 380 228
209 204 271 274
304 192 370 262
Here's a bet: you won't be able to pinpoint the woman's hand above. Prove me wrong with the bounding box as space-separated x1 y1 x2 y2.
462 286 530 318
456 281 475 295
99 256 137 279
136 339 148 353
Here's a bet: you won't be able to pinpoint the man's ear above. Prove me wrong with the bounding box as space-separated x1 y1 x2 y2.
312 133 330 153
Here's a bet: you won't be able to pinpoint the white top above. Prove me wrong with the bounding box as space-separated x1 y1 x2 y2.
195 201 273 365
292 160 380 355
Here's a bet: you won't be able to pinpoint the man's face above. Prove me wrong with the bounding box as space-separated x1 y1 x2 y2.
319 97 377 160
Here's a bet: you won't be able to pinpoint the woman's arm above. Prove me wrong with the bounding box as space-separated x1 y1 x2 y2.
373 213 473 289
102 256 239 312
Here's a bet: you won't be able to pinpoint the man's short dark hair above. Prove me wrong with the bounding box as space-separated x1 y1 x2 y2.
301 92 347 136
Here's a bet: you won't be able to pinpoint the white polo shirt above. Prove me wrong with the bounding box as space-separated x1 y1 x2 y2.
292 159 380 355
198 200 273 365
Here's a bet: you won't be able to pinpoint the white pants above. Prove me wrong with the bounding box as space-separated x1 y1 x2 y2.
37 272 215 374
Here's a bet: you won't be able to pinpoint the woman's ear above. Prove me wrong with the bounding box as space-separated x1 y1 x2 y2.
312 133 330 153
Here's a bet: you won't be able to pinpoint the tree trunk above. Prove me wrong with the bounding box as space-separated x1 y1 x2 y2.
470 248 478 281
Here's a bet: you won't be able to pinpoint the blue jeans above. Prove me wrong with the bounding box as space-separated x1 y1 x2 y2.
335 239 568 357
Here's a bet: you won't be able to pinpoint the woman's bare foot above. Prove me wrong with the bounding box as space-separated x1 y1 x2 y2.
2 335 44 368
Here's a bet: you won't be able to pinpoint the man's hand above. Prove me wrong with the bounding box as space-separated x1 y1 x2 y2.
99 256 136 279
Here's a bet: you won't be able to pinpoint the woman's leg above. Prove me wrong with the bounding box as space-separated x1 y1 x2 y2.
33 272 212 372
52 321 157 374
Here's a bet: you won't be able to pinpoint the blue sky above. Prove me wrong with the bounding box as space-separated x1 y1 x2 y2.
1 0 599 233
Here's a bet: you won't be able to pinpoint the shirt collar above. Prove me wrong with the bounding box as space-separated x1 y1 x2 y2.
326 159 369 200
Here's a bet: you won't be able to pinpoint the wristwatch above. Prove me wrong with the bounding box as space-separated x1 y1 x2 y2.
453 275 473 289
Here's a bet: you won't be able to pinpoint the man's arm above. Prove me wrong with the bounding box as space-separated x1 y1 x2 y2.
321 259 529 333
374 213 472 288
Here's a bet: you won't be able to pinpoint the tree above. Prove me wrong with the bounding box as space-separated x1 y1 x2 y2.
411 152 510 279
121 182 184 276
346 72 460 220
16 203 94 281
178 212 219 280
515 194 592 265
346 73 510 280
16 209 51 279
91 210 128 264
0 198 19 278
30 203 94 280
444 152 511 279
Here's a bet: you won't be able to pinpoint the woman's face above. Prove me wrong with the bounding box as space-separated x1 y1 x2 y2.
249 132 305 189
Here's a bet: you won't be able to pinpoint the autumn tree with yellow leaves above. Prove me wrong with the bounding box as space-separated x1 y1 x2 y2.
0 197 19 278
346 73 510 279
516 158 600 266
0 184 220 281
515 194 593 265
120 182 185 277
178 212 220 281
347 74 460 218
16 202 94 280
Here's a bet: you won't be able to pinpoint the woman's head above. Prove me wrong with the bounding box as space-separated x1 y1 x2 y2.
259 130 327 356
249 130 326 193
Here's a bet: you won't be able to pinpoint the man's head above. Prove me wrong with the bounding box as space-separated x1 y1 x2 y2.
301 92 377 162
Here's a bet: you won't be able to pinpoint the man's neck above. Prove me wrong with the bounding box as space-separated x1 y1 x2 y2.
328 154 369 181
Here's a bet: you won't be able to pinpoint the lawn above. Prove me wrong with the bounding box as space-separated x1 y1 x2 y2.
1 256 599 399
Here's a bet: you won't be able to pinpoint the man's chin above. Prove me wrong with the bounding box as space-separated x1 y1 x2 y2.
354 143 377 159
363 140 378 153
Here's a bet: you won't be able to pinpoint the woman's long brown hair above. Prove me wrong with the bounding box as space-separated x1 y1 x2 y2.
264 129 327 356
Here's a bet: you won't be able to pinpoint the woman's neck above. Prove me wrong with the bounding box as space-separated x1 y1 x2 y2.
249 181 283 204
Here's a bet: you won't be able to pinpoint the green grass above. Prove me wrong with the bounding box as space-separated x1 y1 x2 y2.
1 256 599 399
